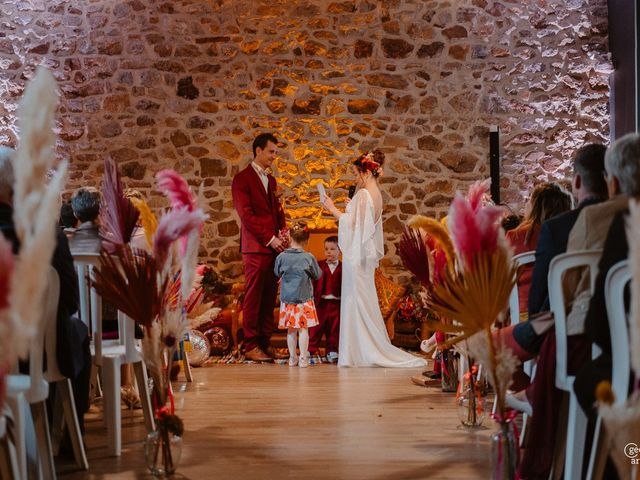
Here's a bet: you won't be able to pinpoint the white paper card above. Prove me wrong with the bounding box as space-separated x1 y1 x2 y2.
317 183 327 203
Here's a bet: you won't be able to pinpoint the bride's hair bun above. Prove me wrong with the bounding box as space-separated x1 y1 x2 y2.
354 149 385 178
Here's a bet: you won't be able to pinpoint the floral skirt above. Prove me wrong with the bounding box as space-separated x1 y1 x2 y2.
278 299 319 329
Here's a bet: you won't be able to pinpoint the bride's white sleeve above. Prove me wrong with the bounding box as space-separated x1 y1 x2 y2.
338 191 376 266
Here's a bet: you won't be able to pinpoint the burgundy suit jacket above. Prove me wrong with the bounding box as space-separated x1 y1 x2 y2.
313 260 342 304
232 164 286 254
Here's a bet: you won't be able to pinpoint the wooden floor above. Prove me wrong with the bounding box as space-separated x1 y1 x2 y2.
59 363 492 479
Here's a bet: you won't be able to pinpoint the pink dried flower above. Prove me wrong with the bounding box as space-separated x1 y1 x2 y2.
156 169 197 212
447 182 504 271
153 208 207 268
467 179 491 213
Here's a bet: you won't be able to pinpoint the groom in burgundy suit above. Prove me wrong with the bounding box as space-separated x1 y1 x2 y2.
232 133 287 362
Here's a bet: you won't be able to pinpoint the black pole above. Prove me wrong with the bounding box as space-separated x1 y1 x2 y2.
489 126 500 204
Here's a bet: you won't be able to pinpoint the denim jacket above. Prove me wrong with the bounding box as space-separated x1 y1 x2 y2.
274 248 322 304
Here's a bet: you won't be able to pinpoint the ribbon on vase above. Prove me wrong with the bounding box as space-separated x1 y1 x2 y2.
456 364 478 397
152 380 176 419
490 410 521 480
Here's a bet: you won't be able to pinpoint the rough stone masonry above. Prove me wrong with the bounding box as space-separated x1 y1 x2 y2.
0 0 611 282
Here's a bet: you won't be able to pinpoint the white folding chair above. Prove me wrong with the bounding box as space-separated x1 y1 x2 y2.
72 253 154 457
44 291 89 471
548 249 602 480
509 251 537 327
5 266 59 479
506 251 536 443
0 414 20 480
586 260 631 479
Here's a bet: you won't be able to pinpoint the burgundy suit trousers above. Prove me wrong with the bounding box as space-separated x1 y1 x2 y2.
242 253 277 352
309 298 340 354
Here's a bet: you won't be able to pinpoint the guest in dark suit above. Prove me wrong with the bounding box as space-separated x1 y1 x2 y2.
573 209 629 414
232 133 287 362
503 143 608 360
0 147 91 430
527 143 609 317
309 236 342 362
573 133 640 413
518 135 640 479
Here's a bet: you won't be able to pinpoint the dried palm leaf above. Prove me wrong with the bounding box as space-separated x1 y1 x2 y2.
99 157 140 251
129 196 157 250
398 226 431 288
91 246 166 327
429 249 516 334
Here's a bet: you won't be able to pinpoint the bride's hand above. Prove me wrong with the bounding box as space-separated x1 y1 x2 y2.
322 196 335 211
322 196 341 219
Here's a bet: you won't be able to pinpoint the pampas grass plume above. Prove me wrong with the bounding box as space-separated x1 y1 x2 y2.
8 67 67 360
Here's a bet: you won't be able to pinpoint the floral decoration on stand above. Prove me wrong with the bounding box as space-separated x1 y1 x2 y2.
92 162 207 476
428 180 519 478
398 216 457 391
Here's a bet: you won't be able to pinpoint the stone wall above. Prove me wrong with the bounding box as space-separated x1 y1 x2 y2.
0 0 611 282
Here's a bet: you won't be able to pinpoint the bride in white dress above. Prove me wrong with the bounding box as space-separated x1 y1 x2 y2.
322 150 427 368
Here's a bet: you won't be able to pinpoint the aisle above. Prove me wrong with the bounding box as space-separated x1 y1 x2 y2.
60 364 492 479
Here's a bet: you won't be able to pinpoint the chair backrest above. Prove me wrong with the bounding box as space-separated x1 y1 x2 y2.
605 260 631 405
548 249 602 390
72 252 140 365
26 266 59 403
72 253 105 363
509 251 536 325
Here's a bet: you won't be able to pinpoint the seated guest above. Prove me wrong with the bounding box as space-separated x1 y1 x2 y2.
0 147 91 430
506 182 572 319
519 135 640 479
574 134 640 414
501 214 521 232
499 143 608 362
498 202 522 232
59 200 78 231
527 144 609 317
68 187 102 254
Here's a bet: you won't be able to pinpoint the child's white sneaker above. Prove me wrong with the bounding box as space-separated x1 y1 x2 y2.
298 356 309 368
288 356 298 367
327 351 339 363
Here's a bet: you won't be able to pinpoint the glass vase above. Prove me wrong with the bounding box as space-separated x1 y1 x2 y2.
456 368 486 427
440 348 458 393
144 429 183 477
489 421 519 480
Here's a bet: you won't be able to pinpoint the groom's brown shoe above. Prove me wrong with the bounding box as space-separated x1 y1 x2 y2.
244 347 273 362
264 345 288 360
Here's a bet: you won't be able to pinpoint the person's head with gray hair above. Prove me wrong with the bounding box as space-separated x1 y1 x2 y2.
71 187 101 223
0 146 15 205
604 133 640 197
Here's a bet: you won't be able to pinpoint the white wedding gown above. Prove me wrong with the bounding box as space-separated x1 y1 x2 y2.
338 189 427 368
